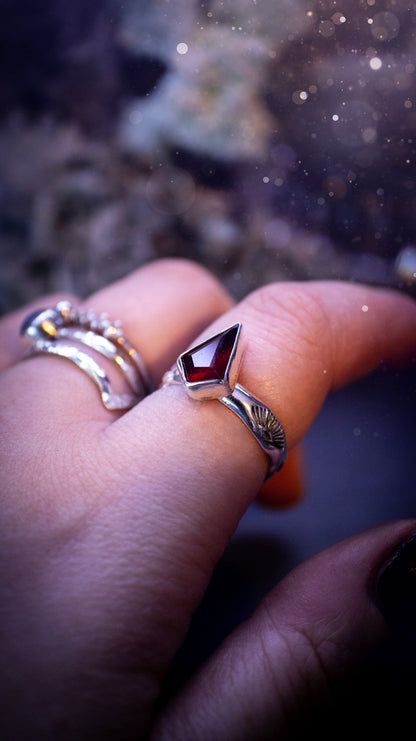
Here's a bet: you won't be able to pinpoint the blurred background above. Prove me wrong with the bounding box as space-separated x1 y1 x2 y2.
1 0 416 312
0 0 415 734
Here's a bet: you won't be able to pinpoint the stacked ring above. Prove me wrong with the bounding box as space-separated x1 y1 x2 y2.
20 305 288 480
20 301 152 411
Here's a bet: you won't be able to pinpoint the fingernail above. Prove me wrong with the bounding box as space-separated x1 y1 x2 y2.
377 533 416 631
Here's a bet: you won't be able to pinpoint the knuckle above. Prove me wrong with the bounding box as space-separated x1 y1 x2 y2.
246 283 330 337
245 282 334 368
260 585 357 699
157 258 229 295
256 617 335 716
152 258 234 315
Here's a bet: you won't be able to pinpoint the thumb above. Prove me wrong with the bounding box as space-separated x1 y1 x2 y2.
152 519 416 741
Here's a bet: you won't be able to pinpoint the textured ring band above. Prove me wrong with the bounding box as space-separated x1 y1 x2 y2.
20 301 152 411
162 323 287 480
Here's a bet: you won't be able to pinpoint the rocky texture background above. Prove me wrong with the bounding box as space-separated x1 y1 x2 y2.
1 0 416 314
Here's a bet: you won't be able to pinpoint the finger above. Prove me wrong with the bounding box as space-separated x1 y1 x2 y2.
152 519 416 741
256 444 305 508
81 260 233 384
77 281 416 694
113 281 416 521
0 259 233 423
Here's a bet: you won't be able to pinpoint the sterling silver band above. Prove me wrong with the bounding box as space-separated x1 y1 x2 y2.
161 323 287 480
20 301 152 411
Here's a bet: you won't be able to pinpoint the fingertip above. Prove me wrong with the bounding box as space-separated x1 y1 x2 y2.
92 258 234 317
256 445 305 508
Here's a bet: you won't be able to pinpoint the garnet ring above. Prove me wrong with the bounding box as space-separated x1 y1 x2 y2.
20 301 152 411
161 323 288 480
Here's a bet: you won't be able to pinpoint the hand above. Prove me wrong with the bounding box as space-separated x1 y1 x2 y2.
1 258 415 739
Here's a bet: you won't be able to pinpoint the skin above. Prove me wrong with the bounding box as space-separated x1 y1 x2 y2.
0 258 415 739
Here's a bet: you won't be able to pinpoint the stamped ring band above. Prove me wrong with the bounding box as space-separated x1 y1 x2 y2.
20 301 152 411
162 323 288 480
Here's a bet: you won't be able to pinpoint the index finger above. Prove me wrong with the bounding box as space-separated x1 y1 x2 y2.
108 280 416 548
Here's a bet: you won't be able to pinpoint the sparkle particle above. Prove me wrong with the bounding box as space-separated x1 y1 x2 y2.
369 57 382 70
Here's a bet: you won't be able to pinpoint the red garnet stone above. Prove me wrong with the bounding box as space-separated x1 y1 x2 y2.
181 325 239 384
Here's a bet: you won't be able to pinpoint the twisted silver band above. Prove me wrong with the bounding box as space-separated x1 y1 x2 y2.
20 301 152 411
161 323 287 480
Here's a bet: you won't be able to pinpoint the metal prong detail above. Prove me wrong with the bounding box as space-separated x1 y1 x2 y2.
20 300 151 411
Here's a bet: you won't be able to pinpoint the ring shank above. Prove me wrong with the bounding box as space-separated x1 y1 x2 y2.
29 340 138 411
219 384 287 479
162 369 287 480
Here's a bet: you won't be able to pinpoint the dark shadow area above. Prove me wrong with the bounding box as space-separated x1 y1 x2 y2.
0 0 168 134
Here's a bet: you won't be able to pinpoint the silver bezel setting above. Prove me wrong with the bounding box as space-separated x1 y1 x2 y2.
176 322 244 401
161 321 288 480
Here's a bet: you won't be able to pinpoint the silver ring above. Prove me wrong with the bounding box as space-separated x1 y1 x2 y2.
161 323 287 480
20 301 152 411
